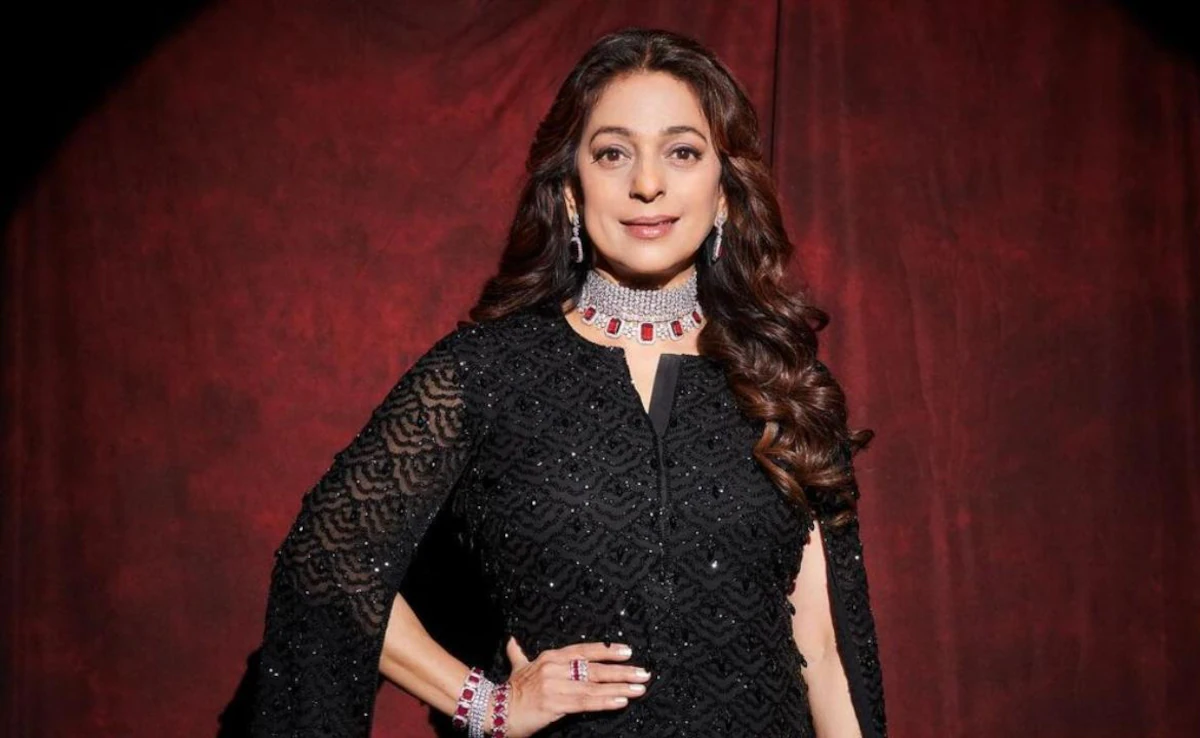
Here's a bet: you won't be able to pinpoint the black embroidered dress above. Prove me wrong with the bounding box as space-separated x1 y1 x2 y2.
248 303 887 738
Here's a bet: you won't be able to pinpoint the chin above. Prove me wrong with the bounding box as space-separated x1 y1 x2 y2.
608 254 693 281
608 243 698 276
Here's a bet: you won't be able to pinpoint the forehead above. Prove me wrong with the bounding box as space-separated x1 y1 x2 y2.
585 71 710 138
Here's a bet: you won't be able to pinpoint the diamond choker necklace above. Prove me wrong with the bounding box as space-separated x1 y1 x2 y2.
576 268 704 345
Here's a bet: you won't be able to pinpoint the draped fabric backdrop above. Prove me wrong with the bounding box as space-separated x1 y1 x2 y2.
3 1 1197 736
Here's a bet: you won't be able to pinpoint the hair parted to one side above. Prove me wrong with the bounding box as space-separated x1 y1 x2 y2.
467 27 874 528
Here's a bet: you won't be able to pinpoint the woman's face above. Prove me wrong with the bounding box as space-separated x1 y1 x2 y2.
568 71 726 287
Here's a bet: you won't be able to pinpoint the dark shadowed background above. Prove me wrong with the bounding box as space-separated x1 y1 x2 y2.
3 1 1197 736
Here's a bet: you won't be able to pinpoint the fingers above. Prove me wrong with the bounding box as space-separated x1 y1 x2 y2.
543 641 634 663
532 663 651 715
557 660 652 685
552 682 644 713
507 636 529 668
543 644 652 714
503 638 653 729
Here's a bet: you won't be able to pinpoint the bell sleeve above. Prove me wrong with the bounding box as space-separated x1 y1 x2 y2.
248 330 482 737
817 442 889 738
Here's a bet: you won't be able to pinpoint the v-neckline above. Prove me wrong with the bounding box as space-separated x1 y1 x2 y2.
550 308 698 437
646 353 682 437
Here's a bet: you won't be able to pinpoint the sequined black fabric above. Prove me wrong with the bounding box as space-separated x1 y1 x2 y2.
248 303 887 738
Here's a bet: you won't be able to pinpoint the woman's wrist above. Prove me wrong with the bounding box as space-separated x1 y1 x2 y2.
452 666 510 737
490 681 512 737
452 666 485 733
482 690 495 734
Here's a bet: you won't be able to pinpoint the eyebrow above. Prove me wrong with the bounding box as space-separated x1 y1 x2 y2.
588 125 709 146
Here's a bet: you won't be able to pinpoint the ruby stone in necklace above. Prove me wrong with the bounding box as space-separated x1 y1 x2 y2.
576 268 703 345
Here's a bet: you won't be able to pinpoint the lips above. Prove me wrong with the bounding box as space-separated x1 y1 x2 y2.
622 215 679 240
621 216 679 225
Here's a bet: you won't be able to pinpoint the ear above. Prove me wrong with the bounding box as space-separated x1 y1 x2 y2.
717 190 728 221
563 185 578 220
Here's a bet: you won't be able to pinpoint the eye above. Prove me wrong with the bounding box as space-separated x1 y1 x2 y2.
671 146 703 162
592 147 626 165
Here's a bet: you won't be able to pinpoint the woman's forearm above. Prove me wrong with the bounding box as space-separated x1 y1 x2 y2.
803 651 862 738
377 592 485 727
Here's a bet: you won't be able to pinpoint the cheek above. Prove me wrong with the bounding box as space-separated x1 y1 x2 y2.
680 167 722 206
677 178 721 225
578 171 624 206
579 178 627 228
677 211 715 247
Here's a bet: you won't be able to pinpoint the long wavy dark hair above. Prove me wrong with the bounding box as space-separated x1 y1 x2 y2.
467 28 873 527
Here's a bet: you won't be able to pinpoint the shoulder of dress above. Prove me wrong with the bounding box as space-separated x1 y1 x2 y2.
422 307 557 426
435 306 547 357
422 306 558 395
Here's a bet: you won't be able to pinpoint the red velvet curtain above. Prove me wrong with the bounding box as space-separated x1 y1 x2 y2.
3 1 1197 736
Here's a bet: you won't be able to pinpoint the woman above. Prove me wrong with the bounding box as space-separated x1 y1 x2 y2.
247 27 886 738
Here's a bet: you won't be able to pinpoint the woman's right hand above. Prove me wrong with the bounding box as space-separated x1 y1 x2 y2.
494 636 652 737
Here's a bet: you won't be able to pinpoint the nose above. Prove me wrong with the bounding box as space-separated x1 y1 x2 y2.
629 156 664 203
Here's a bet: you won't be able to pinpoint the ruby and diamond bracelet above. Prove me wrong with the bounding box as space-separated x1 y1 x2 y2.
452 666 511 738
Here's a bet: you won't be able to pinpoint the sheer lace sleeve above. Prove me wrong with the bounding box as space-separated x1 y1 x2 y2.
817 442 889 738
248 331 482 737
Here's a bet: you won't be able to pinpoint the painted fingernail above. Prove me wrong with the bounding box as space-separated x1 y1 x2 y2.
628 683 646 694
615 645 633 656
612 696 629 705
634 668 651 678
